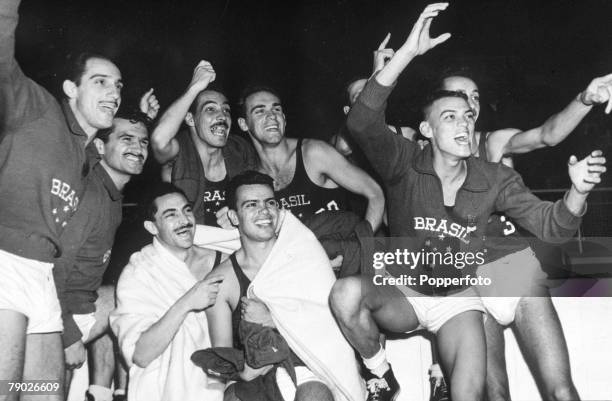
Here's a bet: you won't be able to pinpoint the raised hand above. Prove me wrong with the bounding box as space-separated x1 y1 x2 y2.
579 73 612 114
372 33 395 73
188 60 216 93
401 3 451 57
568 150 607 194
139 88 160 120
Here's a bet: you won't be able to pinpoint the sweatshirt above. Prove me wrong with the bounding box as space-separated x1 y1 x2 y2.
347 78 582 294
0 0 90 262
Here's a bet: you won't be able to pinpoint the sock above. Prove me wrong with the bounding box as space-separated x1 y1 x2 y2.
113 389 126 396
88 385 113 401
362 344 390 378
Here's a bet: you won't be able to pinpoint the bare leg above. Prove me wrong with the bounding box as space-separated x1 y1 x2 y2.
87 286 115 400
0 310 27 401
483 313 510 401
22 333 64 401
436 311 486 401
513 297 579 401
329 275 419 358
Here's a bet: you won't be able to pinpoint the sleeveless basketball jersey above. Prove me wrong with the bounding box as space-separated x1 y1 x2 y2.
200 176 228 226
228 253 251 350
275 138 349 220
478 132 530 262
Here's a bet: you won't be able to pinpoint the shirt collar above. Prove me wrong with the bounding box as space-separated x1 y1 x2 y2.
412 146 491 192
93 163 123 201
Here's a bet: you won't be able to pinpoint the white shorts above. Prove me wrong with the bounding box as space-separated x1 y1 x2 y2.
73 312 96 343
0 248 63 334
276 366 325 401
394 283 485 333
476 248 544 325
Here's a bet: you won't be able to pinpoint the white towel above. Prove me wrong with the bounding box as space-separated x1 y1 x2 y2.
110 238 223 401
249 211 366 401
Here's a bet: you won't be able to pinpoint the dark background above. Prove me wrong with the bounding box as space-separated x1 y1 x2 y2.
15 0 612 190
13 0 612 275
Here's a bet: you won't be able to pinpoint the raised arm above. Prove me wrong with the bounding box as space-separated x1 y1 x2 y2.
0 0 53 131
347 3 450 182
132 274 223 368
151 60 216 164
497 151 606 241
493 74 612 157
304 139 385 231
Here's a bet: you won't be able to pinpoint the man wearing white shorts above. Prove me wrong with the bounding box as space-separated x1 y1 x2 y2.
0 1 122 399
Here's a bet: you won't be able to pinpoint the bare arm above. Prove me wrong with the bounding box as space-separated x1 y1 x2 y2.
204 265 273 381
151 60 216 164
496 74 612 157
132 274 223 368
304 139 385 231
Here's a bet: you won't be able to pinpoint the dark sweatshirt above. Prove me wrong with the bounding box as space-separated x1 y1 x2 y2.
0 0 90 262
54 164 122 347
347 78 582 293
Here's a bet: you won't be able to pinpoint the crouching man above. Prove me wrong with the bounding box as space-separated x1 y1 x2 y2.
205 171 366 401
110 183 227 401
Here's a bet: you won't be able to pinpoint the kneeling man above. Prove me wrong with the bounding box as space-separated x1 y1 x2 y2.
110 183 226 401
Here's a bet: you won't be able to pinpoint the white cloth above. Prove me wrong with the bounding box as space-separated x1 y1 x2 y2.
0 248 62 334
193 224 241 254
110 238 223 401
248 211 366 401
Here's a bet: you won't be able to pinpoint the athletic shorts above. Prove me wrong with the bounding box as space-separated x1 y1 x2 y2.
73 312 96 343
475 247 544 325
276 366 325 401
0 248 63 334
393 281 484 333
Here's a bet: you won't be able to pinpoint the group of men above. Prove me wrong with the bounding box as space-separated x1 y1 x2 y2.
1 1 611 401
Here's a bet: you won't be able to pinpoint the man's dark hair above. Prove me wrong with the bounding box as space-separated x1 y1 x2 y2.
188 84 228 116
64 52 113 86
226 170 275 210
238 85 283 118
421 90 469 119
344 77 368 105
95 110 151 143
143 182 189 221
432 66 479 92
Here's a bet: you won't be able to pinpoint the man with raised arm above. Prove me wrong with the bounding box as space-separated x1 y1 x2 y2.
428 67 612 401
110 183 226 401
330 4 606 401
0 1 122 398
151 61 257 226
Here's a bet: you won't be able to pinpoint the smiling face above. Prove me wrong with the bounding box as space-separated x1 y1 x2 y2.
238 91 286 145
228 183 279 242
146 192 196 252
98 118 149 177
188 90 231 148
420 95 475 160
64 57 123 134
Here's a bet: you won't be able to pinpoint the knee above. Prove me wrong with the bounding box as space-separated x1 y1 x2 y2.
329 277 362 318
545 382 578 401
296 381 333 401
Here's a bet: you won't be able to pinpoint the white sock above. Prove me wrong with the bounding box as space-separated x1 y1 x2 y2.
113 388 126 396
88 385 113 401
362 344 389 378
